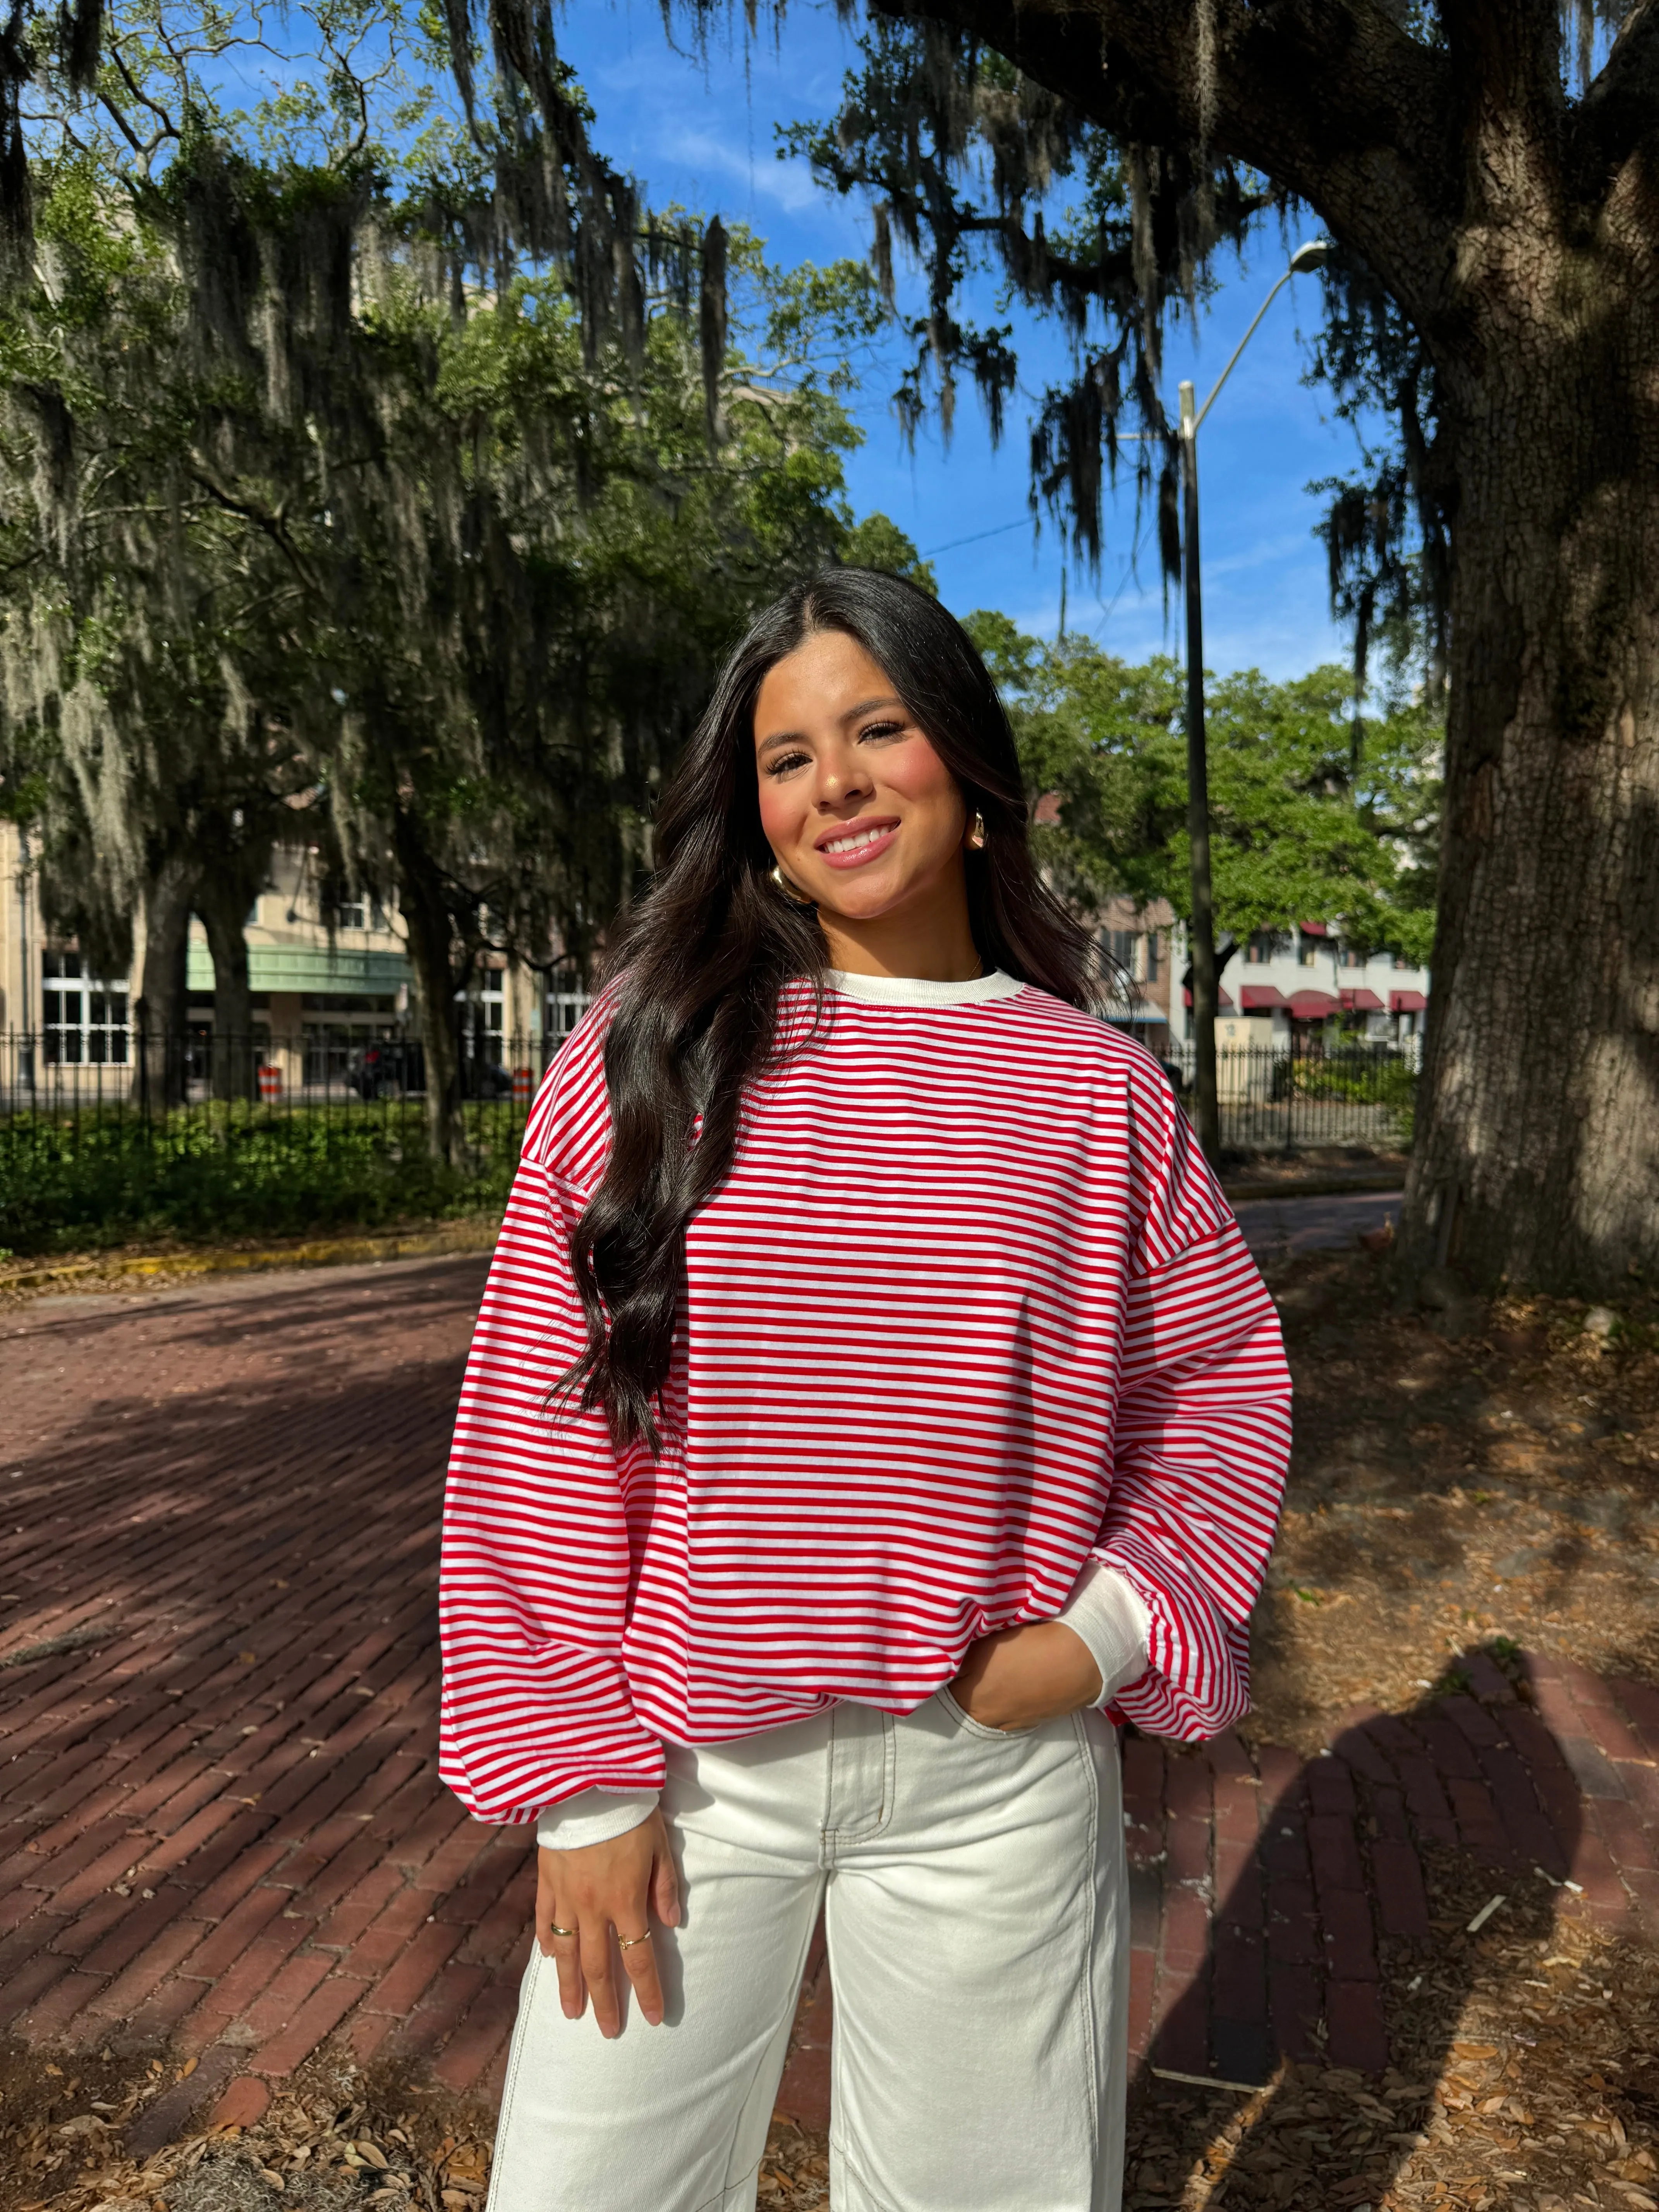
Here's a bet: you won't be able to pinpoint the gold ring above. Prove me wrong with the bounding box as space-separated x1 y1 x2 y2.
547 1923 577 1939
617 1932 651 1949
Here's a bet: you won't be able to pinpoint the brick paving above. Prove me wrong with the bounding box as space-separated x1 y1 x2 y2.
2 1257 1656 2147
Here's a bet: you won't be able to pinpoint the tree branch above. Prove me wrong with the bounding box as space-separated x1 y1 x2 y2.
109 41 180 146
1576 0 1659 181
92 88 149 158
1437 0 1568 222
186 464 326 603
875 0 1458 331
1439 0 1565 125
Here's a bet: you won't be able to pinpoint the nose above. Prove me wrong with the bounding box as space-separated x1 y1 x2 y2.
814 744 874 811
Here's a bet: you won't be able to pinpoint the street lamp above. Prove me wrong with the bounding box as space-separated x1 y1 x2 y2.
1180 236 1332 1165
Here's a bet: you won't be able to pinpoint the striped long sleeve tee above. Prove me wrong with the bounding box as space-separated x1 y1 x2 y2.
438 967 1292 1825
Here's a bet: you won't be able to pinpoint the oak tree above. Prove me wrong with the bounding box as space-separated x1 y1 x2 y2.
0 0 920 1152
970 614 1441 961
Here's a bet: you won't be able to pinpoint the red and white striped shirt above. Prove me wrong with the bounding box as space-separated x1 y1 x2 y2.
439 969 1291 1825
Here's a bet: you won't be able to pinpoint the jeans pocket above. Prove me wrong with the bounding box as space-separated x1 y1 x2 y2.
936 1683 1026 1742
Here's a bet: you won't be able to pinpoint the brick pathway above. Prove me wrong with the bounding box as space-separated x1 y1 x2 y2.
1118 1650 1658 2086
1 1259 1656 2147
0 1258 525 2135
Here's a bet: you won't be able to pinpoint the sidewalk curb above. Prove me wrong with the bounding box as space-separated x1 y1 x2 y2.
1224 1175 1405 1203
0 1216 501 1293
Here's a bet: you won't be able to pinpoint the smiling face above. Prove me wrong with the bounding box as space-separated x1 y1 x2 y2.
752 628 978 974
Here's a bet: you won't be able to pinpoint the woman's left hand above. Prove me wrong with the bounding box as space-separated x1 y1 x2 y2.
950 1620 1103 1732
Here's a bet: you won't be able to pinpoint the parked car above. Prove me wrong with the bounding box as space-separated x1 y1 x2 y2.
346 1040 514 1101
462 1055 515 1100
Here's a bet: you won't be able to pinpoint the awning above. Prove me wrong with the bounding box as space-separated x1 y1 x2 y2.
1298 920 1330 938
1390 989 1427 1013
187 943 411 994
1239 985 1288 1012
1340 988 1385 1013
1182 987 1236 1012
1286 989 1341 1020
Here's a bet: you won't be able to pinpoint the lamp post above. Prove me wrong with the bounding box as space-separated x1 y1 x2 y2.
1179 236 1331 1165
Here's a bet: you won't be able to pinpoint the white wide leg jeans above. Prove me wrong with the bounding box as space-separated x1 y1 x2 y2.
485 1690 1129 2212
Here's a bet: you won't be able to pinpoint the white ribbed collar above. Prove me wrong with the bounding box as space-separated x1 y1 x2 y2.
824 968 1025 1006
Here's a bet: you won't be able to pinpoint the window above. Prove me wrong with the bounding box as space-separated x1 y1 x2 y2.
1299 934 1321 968
304 1024 355 1087
1245 931 1283 965
461 974 506 1066
1341 945 1365 969
42 951 129 1064
332 892 390 932
546 989 590 1044
1099 930 1162 985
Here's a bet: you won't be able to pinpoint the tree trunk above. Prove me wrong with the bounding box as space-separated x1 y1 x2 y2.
197 864 263 1103
1398 282 1659 1298
131 849 196 1110
391 812 464 1166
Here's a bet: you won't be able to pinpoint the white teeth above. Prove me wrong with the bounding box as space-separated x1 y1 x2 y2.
824 827 886 854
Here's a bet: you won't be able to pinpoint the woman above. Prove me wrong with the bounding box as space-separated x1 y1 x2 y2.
440 570 1290 2212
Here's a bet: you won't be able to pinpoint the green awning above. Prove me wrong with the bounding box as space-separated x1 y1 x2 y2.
187 943 411 994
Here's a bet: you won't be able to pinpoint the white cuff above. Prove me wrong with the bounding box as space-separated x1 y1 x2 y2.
1056 1560 1152 1708
535 1789 660 1851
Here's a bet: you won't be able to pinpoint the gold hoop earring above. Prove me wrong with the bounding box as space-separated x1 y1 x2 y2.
966 812 988 852
769 863 816 908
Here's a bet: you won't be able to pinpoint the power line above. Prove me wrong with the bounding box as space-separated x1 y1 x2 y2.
920 516 1032 558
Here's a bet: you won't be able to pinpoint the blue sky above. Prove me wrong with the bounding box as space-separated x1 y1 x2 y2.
555 0 1360 679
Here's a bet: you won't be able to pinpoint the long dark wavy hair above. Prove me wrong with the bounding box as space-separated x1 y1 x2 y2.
562 567 1092 1448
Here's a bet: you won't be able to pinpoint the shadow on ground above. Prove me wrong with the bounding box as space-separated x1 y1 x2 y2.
1119 1645 1659 2209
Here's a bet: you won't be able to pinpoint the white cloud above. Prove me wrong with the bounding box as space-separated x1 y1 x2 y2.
655 128 824 213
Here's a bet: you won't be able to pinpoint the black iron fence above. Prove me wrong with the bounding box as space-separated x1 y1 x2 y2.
1156 1038 1419 1154
0 1024 589 1257
6 1016 589 1107
0 1020 1417 1259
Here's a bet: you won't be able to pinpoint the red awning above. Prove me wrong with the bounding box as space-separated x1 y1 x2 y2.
1182 987 1235 1012
1390 989 1427 1013
1298 920 1330 938
1286 989 1341 1020
1239 985 1288 1012
1340 988 1385 1013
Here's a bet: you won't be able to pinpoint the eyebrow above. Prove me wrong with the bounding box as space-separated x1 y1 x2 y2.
755 696 909 756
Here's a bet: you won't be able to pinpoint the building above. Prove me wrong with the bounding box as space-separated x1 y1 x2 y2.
0 825 587 1100
1200 923 1431 1058
1094 893 1178 1055
3 815 1432 1099
1086 898 1431 1068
